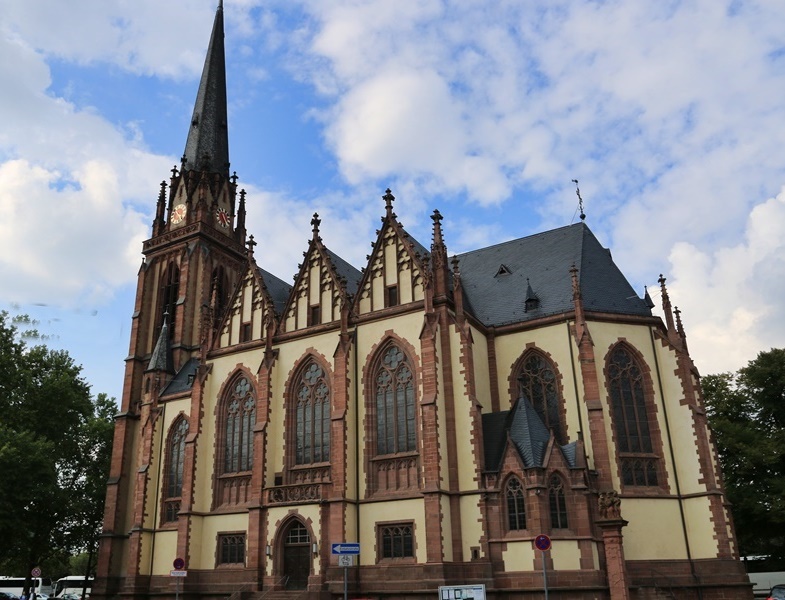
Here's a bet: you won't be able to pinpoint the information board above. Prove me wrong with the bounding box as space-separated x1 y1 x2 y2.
438 584 486 600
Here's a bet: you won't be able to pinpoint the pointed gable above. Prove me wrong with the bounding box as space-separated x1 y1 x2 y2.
218 262 291 348
356 189 430 315
282 213 362 332
482 398 579 471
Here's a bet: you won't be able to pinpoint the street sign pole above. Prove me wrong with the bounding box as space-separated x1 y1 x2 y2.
343 564 348 600
534 534 551 600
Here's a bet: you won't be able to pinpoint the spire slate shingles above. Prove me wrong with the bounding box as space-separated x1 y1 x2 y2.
183 4 229 176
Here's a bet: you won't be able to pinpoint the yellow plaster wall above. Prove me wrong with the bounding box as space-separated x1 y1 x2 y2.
189 513 249 569
469 326 491 409
400 265 413 303
441 495 453 561
449 325 479 491
384 241 396 285
502 540 535 572
683 496 718 559
551 540 581 571
360 499 425 565
622 499 687 560
459 495 484 558
151 530 178 575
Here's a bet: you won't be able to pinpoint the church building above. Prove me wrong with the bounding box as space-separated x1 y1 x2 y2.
94 4 751 599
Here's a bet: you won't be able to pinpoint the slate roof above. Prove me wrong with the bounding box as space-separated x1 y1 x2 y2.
456 222 651 327
325 248 363 296
483 397 579 471
146 317 174 373
183 4 229 176
259 268 292 316
162 357 200 396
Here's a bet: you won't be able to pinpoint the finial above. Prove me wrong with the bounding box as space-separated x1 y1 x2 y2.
218 0 223 10
675 306 684 333
230 171 238 185
246 234 257 257
383 188 395 216
572 179 586 221
171 165 179 179
311 212 321 237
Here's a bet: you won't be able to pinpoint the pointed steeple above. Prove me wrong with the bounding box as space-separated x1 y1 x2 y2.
147 313 174 374
183 2 229 177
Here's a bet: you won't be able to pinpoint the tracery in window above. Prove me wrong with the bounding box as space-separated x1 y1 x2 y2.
505 476 527 531
517 351 565 444
295 360 330 465
380 523 414 559
607 345 659 487
548 474 569 530
375 345 416 455
218 533 246 565
163 416 188 522
224 377 255 473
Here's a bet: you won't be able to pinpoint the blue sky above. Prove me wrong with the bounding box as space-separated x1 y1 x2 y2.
1 0 784 402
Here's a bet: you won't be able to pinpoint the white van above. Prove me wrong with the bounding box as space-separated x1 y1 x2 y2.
53 577 92 599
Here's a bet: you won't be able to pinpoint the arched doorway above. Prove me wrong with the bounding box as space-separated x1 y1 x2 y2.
283 521 311 590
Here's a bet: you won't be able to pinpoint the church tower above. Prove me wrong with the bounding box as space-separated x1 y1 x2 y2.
95 2 246 590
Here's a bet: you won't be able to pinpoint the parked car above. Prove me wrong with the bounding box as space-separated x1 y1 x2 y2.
0 593 20 600
767 584 785 600
57 594 80 600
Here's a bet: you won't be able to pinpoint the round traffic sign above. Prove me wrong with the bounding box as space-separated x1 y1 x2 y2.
173 557 185 570
31 567 41 577
534 534 551 552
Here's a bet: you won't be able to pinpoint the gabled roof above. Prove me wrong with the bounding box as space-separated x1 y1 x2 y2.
183 3 229 176
457 222 651 327
258 267 292 316
161 357 199 396
324 247 363 296
482 398 579 471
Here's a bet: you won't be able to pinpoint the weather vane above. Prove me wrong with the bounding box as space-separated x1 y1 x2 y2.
572 179 586 221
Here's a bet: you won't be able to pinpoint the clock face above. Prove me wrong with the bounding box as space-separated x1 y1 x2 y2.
171 203 187 225
215 207 231 228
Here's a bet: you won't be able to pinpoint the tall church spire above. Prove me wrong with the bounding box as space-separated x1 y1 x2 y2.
183 1 229 176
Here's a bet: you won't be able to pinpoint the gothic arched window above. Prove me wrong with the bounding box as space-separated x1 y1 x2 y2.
375 345 416 455
516 351 565 444
211 265 229 320
163 416 188 523
159 262 179 339
607 345 659 487
294 360 331 465
548 474 569 530
223 376 255 473
505 476 527 531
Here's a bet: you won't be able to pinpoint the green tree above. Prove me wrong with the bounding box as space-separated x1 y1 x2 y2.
703 347 785 569
0 311 114 580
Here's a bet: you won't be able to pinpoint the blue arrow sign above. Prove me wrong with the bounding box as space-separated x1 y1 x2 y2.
331 542 360 555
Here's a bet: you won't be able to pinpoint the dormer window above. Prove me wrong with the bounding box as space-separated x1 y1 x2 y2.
495 264 512 277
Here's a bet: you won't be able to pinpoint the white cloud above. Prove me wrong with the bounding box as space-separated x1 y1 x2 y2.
667 187 785 375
